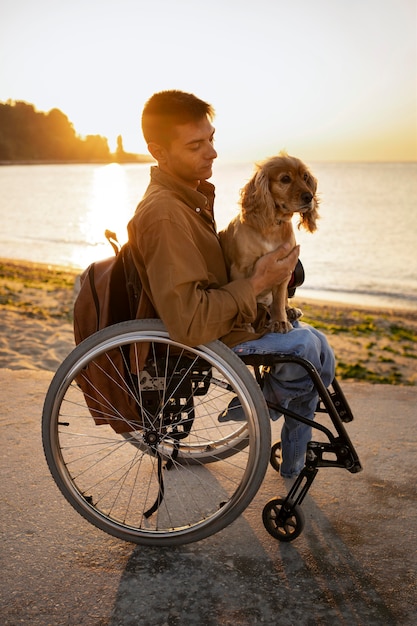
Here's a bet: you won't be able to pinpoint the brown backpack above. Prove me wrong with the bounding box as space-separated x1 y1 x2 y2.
74 239 141 343
73 234 155 432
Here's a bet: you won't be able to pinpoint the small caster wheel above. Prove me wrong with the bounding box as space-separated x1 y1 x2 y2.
270 441 281 472
262 497 305 542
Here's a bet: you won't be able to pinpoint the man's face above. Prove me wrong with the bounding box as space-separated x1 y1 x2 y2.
156 116 217 188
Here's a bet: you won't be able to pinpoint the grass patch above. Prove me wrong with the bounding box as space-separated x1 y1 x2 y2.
337 361 403 385
389 324 417 342
382 345 398 354
302 309 381 336
378 356 395 364
0 261 78 290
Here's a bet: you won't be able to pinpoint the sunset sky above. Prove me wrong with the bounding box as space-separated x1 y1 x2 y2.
1 0 416 162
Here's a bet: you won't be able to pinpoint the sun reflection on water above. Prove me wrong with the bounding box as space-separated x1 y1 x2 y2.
71 164 133 267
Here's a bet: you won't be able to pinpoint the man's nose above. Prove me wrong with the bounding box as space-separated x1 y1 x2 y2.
207 144 217 159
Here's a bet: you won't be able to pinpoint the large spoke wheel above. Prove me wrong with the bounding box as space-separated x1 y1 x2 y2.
42 319 271 546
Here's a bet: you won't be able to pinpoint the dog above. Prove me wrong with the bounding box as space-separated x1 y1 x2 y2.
219 152 319 333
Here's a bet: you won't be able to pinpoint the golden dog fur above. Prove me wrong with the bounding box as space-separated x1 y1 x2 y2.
219 152 319 332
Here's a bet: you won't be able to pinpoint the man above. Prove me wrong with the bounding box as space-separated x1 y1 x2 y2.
128 90 335 478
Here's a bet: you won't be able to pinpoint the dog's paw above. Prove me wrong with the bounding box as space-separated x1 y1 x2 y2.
286 307 303 322
267 320 293 333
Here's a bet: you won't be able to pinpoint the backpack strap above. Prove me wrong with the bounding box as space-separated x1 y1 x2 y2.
87 264 101 328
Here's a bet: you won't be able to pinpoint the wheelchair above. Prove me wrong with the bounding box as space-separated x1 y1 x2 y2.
42 318 362 546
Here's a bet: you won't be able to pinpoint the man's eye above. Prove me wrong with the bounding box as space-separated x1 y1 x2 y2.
281 175 291 184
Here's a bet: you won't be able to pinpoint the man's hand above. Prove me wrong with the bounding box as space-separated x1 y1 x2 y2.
249 243 300 297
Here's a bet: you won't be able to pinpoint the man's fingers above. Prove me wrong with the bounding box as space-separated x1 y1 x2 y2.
275 244 300 262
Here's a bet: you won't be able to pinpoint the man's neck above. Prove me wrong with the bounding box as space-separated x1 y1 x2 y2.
157 164 200 190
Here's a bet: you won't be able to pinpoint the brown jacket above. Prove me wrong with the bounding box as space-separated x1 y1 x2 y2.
127 166 268 348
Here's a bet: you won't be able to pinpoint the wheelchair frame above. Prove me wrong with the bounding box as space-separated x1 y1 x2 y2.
42 319 362 546
241 354 362 540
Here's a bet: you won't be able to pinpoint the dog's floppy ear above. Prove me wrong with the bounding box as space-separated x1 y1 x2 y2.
299 203 319 233
240 164 276 230
298 174 319 233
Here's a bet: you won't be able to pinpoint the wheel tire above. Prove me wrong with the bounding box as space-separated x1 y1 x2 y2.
262 497 305 542
42 319 271 546
270 441 281 472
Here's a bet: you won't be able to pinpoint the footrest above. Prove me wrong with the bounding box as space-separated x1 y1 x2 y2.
307 440 362 473
316 380 354 423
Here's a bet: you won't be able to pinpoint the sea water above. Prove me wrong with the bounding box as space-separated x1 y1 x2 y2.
1 161 416 310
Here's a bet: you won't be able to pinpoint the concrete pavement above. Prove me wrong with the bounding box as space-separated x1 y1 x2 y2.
1 369 416 625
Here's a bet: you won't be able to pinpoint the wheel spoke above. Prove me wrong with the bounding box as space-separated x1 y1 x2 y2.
43 320 271 545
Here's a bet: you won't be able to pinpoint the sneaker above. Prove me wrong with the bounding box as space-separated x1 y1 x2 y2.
218 396 246 422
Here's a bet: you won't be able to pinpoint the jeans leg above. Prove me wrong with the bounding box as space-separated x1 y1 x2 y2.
263 369 319 477
279 394 318 477
233 323 335 478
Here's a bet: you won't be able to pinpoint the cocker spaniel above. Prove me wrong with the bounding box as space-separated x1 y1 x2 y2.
219 152 319 333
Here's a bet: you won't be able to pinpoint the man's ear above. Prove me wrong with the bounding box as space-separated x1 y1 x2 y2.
147 142 167 164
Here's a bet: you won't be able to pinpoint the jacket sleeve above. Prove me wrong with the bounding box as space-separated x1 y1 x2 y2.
130 211 259 347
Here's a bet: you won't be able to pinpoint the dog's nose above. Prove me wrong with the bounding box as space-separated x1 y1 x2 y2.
301 192 313 205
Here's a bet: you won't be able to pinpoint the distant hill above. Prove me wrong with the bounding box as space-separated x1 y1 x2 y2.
0 100 152 164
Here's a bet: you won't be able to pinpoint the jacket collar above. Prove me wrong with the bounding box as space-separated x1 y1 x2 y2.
149 166 216 216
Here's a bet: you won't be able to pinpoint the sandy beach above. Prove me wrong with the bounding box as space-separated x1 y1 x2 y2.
1 257 416 385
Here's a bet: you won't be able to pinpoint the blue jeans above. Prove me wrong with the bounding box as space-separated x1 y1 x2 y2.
233 322 335 478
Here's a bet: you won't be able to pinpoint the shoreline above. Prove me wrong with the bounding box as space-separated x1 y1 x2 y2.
2 256 416 314
1 257 416 384
2 255 416 314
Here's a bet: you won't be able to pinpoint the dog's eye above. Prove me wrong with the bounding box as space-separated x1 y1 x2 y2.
303 172 309 182
280 175 291 184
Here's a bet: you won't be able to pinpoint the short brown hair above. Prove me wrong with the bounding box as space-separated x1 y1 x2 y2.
141 90 215 146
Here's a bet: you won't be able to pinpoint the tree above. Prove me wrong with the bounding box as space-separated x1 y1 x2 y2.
0 100 110 162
